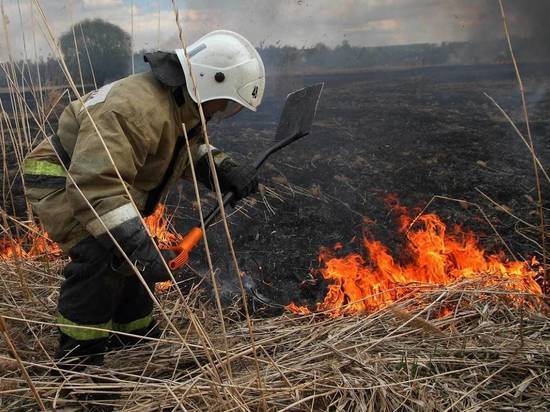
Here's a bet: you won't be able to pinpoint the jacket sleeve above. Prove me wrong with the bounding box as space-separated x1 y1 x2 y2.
66 109 152 238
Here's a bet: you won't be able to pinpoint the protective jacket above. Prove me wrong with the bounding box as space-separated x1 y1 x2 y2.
22 51 259 362
24 60 224 252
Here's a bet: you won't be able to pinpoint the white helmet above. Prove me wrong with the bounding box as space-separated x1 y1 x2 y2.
175 30 265 113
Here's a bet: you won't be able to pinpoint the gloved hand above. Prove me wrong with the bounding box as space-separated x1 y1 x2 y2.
218 158 258 201
120 237 176 283
101 217 176 282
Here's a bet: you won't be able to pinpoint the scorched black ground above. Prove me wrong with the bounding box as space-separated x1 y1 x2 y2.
163 62 550 311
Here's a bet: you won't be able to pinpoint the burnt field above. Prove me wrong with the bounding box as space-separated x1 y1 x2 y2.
2 63 549 412
2 62 549 310
170 63 550 310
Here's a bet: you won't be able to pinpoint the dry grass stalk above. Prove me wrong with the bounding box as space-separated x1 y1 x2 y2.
0 264 548 411
26 3 236 392
1 0 242 405
0 315 46 411
498 0 547 286
68 0 85 94
181 124 235 381
170 0 265 400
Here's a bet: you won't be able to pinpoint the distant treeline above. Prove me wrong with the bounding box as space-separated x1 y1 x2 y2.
257 40 516 73
1 38 547 89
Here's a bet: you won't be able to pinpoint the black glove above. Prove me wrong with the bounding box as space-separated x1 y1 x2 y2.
217 158 259 201
99 217 176 283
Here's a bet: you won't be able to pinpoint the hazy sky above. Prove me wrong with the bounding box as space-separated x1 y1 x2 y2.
1 0 508 61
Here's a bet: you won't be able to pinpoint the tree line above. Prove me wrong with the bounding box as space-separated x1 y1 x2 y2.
1 18 547 89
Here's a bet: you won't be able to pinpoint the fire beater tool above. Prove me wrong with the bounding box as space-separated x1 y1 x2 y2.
168 83 324 270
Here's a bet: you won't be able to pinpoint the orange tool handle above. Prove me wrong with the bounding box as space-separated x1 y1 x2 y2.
168 227 203 270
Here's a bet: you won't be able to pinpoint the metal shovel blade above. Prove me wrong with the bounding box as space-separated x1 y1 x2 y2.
274 83 324 142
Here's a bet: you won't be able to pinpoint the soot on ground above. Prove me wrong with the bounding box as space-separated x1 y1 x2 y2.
169 63 550 313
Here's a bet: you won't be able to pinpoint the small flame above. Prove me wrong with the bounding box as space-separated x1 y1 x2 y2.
1 206 179 293
286 302 312 315
144 204 182 249
288 197 543 316
155 280 173 293
144 204 183 293
0 225 62 261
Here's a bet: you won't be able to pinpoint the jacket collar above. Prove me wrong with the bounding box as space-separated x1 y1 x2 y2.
143 51 186 88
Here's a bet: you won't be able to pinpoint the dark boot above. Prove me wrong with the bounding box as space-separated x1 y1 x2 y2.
55 332 107 372
110 273 158 351
55 236 126 368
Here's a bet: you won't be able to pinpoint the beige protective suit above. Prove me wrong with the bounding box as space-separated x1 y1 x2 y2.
24 71 223 251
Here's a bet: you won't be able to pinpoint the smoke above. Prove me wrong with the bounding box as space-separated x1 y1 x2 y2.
4 1 550 63
467 0 550 59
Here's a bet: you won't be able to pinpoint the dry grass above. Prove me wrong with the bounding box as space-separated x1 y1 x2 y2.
0 1 549 411
1 257 548 411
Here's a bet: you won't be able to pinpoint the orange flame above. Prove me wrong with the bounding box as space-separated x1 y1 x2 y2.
286 302 312 315
144 204 182 249
144 204 182 293
1 205 179 292
0 226 62 261
288 198 543 316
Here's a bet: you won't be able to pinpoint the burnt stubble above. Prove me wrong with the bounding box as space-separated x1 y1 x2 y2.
173 63 550 311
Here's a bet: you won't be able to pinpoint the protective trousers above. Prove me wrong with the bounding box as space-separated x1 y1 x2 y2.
56 236 155 362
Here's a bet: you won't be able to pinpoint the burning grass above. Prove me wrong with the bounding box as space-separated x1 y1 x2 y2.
0 2 548 409
0 261 548 411
289 196 544 316
0 226 61 261
1 203 548 410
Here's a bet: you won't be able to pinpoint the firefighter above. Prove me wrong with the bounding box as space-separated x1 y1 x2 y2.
23 30 265 367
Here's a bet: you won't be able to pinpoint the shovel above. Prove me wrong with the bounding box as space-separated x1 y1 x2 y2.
168 83 324 271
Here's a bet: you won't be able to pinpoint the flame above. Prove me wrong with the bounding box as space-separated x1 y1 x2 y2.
144 204 182 249
286 302 312 315
1 205 179 293
144 204 182 293
288 197 543 316
0 226 62 261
